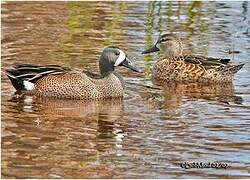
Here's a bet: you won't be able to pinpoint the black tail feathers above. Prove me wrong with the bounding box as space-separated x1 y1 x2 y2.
6 71 25 91
6 64 68 91
227 63 245 74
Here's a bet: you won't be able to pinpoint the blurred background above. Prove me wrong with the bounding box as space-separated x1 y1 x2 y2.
1 1 250 178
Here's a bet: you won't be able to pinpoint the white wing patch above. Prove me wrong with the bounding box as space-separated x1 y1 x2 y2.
114 49 126 66
23 80 34 91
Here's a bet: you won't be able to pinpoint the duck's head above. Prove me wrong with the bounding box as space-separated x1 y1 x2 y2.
142 33 183 58
99 46 142 76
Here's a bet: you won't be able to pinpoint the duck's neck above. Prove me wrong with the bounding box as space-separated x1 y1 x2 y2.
164 51 181 59
100 70 113 77
99 59 114 77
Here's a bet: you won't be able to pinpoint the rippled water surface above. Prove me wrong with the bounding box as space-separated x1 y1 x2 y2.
1 1 250 178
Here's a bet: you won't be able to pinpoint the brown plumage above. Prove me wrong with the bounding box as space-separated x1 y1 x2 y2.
28 71 124 100
6 47 141 100
142 33 244 83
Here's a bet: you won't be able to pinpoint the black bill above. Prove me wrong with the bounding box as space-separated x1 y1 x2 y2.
121 57 142 73
141 45 160 54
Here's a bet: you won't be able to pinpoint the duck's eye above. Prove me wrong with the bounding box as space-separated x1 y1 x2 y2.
161 38 170 42
115 51 120 56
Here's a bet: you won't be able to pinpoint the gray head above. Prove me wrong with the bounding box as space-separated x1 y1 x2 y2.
99 46 141 76
142 33 183 58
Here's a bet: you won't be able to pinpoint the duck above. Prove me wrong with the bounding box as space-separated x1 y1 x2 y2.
6 46 141 100
142 33 244 83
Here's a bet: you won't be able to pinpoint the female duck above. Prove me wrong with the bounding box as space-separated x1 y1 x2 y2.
142 33 244 83
6 46 141 100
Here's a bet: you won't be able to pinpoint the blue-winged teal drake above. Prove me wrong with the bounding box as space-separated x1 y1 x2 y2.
6 46 141 100
142 33 244 83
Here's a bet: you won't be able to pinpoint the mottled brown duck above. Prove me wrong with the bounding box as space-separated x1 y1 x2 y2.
142 33 244 83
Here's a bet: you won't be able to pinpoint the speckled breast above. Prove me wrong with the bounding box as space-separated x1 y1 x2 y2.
31 72 124 100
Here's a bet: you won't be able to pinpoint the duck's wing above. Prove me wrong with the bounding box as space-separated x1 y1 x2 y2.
6 64 70 91
181 55 244 74
182 55 231 70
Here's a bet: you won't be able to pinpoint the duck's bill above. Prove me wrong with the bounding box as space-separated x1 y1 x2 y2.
141 45 160 54
121 58 142 73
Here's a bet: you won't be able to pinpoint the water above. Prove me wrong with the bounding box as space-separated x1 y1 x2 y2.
1 1 250 178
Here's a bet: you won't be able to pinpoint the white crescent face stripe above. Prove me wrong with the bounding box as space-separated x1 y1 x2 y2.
156 42 160 48
114 49 126 66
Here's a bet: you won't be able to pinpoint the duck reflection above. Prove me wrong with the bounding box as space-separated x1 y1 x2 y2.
152 80 243 109
10 95 123 119
41 99 123 123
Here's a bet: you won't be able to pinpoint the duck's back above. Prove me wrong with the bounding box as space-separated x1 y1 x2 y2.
152 55 244 83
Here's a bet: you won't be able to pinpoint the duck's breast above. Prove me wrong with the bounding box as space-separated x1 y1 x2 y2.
91 73 124 99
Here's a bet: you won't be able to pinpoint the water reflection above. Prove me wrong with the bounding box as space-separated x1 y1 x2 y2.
158 81 243 110
3 96 125 178
9 95 123 120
